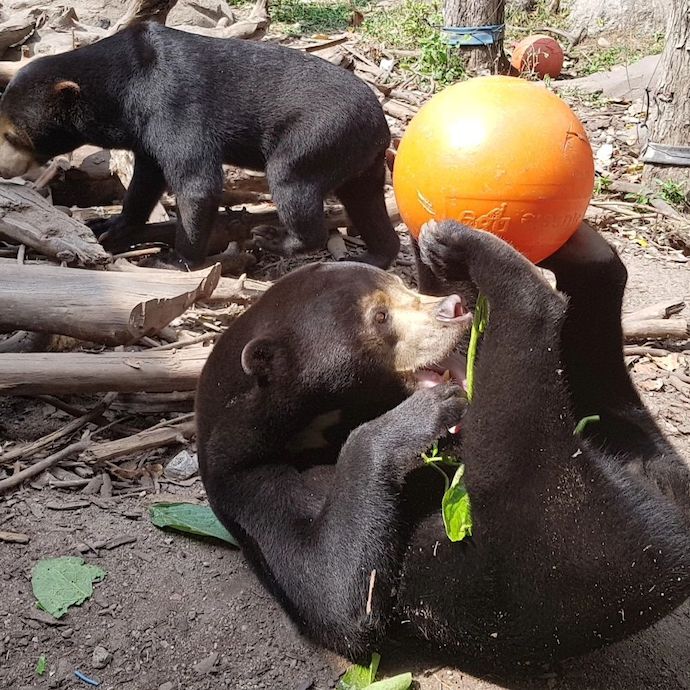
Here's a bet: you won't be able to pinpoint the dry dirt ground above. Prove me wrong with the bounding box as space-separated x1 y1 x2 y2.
1 227 689 690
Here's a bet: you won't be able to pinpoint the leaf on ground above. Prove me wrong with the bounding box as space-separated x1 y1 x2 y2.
367 673 413 690
35 654 47 676
149 502 239 547
337 652 381 689
442 464 473 542
31 557 106 619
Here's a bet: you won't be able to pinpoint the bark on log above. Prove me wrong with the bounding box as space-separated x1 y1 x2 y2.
0 347 211 396
641 0 690 188
0 261 220 345
80 422 195 464
0 182 109 265
0 13 36 55
109 0 178 34
443 0 507 74
0 58 28 85
623 319 688 341
0 331 52 353
622 299 686 322
176 0 270 40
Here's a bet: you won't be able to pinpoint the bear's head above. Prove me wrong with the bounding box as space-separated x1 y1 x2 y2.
0 59 83 179
198 260 472 437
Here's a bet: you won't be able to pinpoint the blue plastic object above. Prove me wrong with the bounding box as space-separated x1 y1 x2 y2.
442 23 505 46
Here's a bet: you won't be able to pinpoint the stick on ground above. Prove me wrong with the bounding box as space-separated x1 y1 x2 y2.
0 440 90 493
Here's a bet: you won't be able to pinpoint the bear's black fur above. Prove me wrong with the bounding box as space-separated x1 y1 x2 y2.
196 221 690 668
0 22 399 268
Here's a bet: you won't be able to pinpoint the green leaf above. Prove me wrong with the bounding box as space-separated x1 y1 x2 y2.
465 293 489 402
337 653 381 690
31 557 106 619
149 502 239 547
442 465 473 542
367 673 413 690
573 415 600 435
35 655 47 676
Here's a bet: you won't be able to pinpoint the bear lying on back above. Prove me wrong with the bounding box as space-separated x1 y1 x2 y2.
0 21 399 269
196 220 690 669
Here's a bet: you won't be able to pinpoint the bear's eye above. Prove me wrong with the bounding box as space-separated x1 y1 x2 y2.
374 309 388 324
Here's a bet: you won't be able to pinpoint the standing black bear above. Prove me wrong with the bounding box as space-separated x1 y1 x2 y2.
0 22 399 269
196 221 690 667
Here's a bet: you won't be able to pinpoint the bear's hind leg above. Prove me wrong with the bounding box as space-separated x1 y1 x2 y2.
540 223 690 511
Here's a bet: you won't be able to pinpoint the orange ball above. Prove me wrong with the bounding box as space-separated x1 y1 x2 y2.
393 76 594 264
511 34 564 79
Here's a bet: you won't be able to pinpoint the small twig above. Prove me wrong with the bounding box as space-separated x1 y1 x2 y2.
145 412 195 433
0 440 90 493
624 346 670 357
48 478 91 489
148 332 218 351
366 568 377 616
112 247 162 260
31 395 88 418
1 395 113 465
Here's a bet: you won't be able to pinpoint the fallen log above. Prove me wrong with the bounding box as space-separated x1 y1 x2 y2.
0 261 221 345
208 274 271 304
623 319 688 341
80 421 195 464
0 12 37 55
623 299 686 322
0 331 52 353
109 0 178 34
0 347 211 395
176 0 270 40
0 182 109 265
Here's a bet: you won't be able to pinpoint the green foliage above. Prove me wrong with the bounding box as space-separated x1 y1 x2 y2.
149 503 239 546
361 0 465 86
574 414 600 435
506 0 569 37
594 174 612 195
338 653 412 690
465 294 489 402
31 557 106 619
338 653 380 689
273 0 355 35
577 33 664 77
624 191 651 206
35 655 47 676
423 446 473 542
441 464 473 542
367 675 413 690
657 179 688 210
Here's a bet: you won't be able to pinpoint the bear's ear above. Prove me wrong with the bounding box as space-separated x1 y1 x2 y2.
53 80 80 102
241 337 280 379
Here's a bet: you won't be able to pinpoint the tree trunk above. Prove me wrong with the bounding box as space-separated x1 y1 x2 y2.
443 0 507 74
641 0 690 190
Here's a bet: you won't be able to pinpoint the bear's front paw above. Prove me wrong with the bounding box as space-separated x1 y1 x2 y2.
88 215 142 254
418 220 475 283
403 383 466 445
138 250 191 271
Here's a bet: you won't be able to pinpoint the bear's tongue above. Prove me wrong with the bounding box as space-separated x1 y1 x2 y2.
414 351 467 391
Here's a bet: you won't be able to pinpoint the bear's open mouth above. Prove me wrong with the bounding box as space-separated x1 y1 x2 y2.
413 350 468 391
